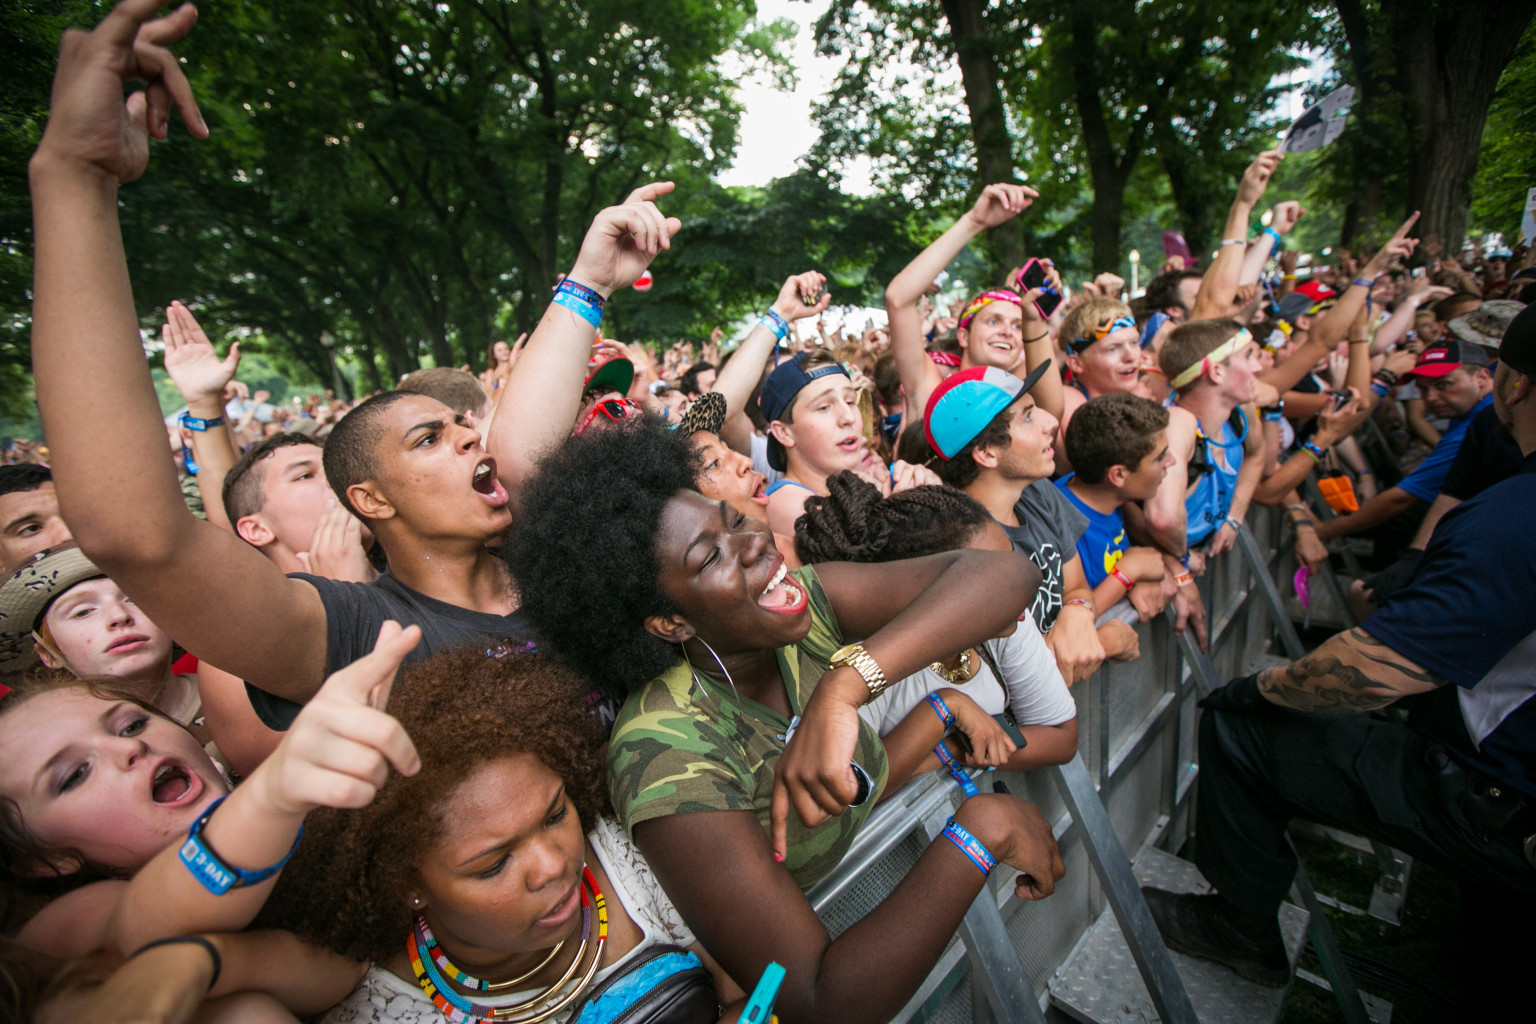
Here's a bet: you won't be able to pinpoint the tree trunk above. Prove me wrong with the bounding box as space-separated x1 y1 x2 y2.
1392 0 1533 246
938 0 1023 274
1066 3 1144 273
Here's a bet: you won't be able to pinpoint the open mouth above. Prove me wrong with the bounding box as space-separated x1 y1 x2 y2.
757 558 808 614
151 762 202 806
472 457 510 508
750 474 769 506
835 435 863 454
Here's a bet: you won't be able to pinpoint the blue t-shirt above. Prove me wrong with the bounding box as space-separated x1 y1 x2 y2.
1055 475 1128 588
1397 394 1493 502
1366 452 1536 799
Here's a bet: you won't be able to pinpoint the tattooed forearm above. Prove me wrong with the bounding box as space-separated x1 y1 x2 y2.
1256 628 1447 715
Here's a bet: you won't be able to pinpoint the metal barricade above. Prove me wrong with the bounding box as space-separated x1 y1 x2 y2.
807 508 1292 1022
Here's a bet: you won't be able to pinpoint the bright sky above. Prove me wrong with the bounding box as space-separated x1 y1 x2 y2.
720 0 876 192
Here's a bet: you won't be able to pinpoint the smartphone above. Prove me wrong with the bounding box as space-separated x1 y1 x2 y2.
1329 390 1350 412
1016 258 1062 320
741 962 786 1024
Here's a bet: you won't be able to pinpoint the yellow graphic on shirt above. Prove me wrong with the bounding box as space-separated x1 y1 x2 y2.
1102 529 1127 576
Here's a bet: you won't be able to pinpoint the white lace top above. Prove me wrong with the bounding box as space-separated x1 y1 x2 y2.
320 817 695 1024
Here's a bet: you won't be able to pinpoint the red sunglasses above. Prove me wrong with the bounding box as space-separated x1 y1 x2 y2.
574 398 640 436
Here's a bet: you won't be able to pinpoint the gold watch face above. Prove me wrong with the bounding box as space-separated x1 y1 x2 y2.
830 643 862 666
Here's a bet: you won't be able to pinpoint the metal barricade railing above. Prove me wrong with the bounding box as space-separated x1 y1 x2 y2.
807 507 1295 1022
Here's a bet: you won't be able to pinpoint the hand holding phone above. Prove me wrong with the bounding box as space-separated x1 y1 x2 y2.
1015 258 1064 320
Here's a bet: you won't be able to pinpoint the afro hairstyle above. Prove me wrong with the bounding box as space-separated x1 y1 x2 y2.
500 421 701 699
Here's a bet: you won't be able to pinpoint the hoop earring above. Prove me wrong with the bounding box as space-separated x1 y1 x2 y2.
681 636 738 699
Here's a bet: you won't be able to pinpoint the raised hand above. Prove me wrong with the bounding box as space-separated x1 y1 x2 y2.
963 183 1039 232
567 181 682 297
162 301 239 407
1364 212 1421 275
295 499 375 583
772 271 831 322
36 0 208 185
1270 201 1305 236
248 621 422 815
1237 150 1283 206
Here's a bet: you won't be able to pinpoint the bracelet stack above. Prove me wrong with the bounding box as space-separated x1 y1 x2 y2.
1300 438 1327 464
941 818 995 877
552 279 606 329
1351 277 1376 290
760 308 789 342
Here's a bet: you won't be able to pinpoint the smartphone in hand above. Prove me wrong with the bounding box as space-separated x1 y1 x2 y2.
1016 258 1063 320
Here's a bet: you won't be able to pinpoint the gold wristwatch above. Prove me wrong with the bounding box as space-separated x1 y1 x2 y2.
829 643 889 703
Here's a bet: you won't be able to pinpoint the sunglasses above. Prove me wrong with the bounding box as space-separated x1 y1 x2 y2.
1070 315 1136 352
574 397 640 436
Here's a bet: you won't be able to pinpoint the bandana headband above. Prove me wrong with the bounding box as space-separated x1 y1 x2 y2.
927 350 961 367
1069 315 1136 353
958 291 1023 331
1138 312 1170 349
1169 329 1252 389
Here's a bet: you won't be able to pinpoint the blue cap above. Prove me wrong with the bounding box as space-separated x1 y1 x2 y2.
923 362 1050 460
759 354 851 471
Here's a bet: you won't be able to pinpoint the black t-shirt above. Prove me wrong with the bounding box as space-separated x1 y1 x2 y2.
246 570 541 730
1440 404 1523 501
1000 479 1090 634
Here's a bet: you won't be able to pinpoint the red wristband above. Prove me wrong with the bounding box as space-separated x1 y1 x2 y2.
1112 567 1135 591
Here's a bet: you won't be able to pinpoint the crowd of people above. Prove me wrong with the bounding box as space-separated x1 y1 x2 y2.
3 3 1534 1022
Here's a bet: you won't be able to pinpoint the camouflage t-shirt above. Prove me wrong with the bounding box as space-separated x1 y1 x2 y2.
607 566 889 891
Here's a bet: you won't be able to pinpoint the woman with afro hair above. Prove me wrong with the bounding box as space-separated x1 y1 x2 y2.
503 422 1067 1024
796 471 1080 770
256 646 744 1023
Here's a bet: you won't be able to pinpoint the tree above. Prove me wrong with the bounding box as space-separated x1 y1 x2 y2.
1329 0 1536 247
1470 22 1536 238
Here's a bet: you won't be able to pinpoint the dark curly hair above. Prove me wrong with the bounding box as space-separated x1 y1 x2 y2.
500 422 700 699
796 472 992 564
1065 393 1170 485
255 649 609 964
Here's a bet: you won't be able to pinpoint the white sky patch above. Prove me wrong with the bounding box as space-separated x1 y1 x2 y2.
721 0 874 193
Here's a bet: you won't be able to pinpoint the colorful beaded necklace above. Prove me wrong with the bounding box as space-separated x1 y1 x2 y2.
409 865 607 1023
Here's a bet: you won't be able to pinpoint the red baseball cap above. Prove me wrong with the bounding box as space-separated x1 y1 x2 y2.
1406 340 1492 379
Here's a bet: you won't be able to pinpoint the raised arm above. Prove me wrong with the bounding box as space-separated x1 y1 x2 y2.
714 272 830 454
488 183 681 506
1190 151 1281 321
886 184 1038 416
162 301 242 533
1265 213 1420 394
1237 201 1304 290
1372 281 1452 354
29 0 329 695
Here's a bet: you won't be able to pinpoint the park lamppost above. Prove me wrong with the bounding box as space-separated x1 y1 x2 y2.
1129 249 1141 296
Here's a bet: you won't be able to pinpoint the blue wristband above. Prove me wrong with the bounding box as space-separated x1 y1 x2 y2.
552 291 603 329
1263 408 1283 422
941 818 995 876
556 278 607 309
1301 438 1327 462
760 308 789 342
1352 277 1375 291
178 796 301 895
1370 379 1390 399
925 692 955 731
1262 226 1283 250
933 741 979 798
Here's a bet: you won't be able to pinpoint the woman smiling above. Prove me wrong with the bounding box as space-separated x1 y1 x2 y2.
504 423 1066 1024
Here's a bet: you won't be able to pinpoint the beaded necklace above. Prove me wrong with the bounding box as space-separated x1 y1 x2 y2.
409 865 608 1023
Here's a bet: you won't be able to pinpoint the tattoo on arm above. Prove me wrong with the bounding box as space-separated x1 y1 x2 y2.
1257 627 1449 715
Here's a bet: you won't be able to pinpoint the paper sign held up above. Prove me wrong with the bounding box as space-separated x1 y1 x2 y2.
1281 85 1355 155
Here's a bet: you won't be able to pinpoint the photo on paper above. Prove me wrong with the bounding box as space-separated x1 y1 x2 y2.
1280 84 1355 154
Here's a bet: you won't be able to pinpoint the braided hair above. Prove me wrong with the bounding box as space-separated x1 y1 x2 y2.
795 471 992 564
